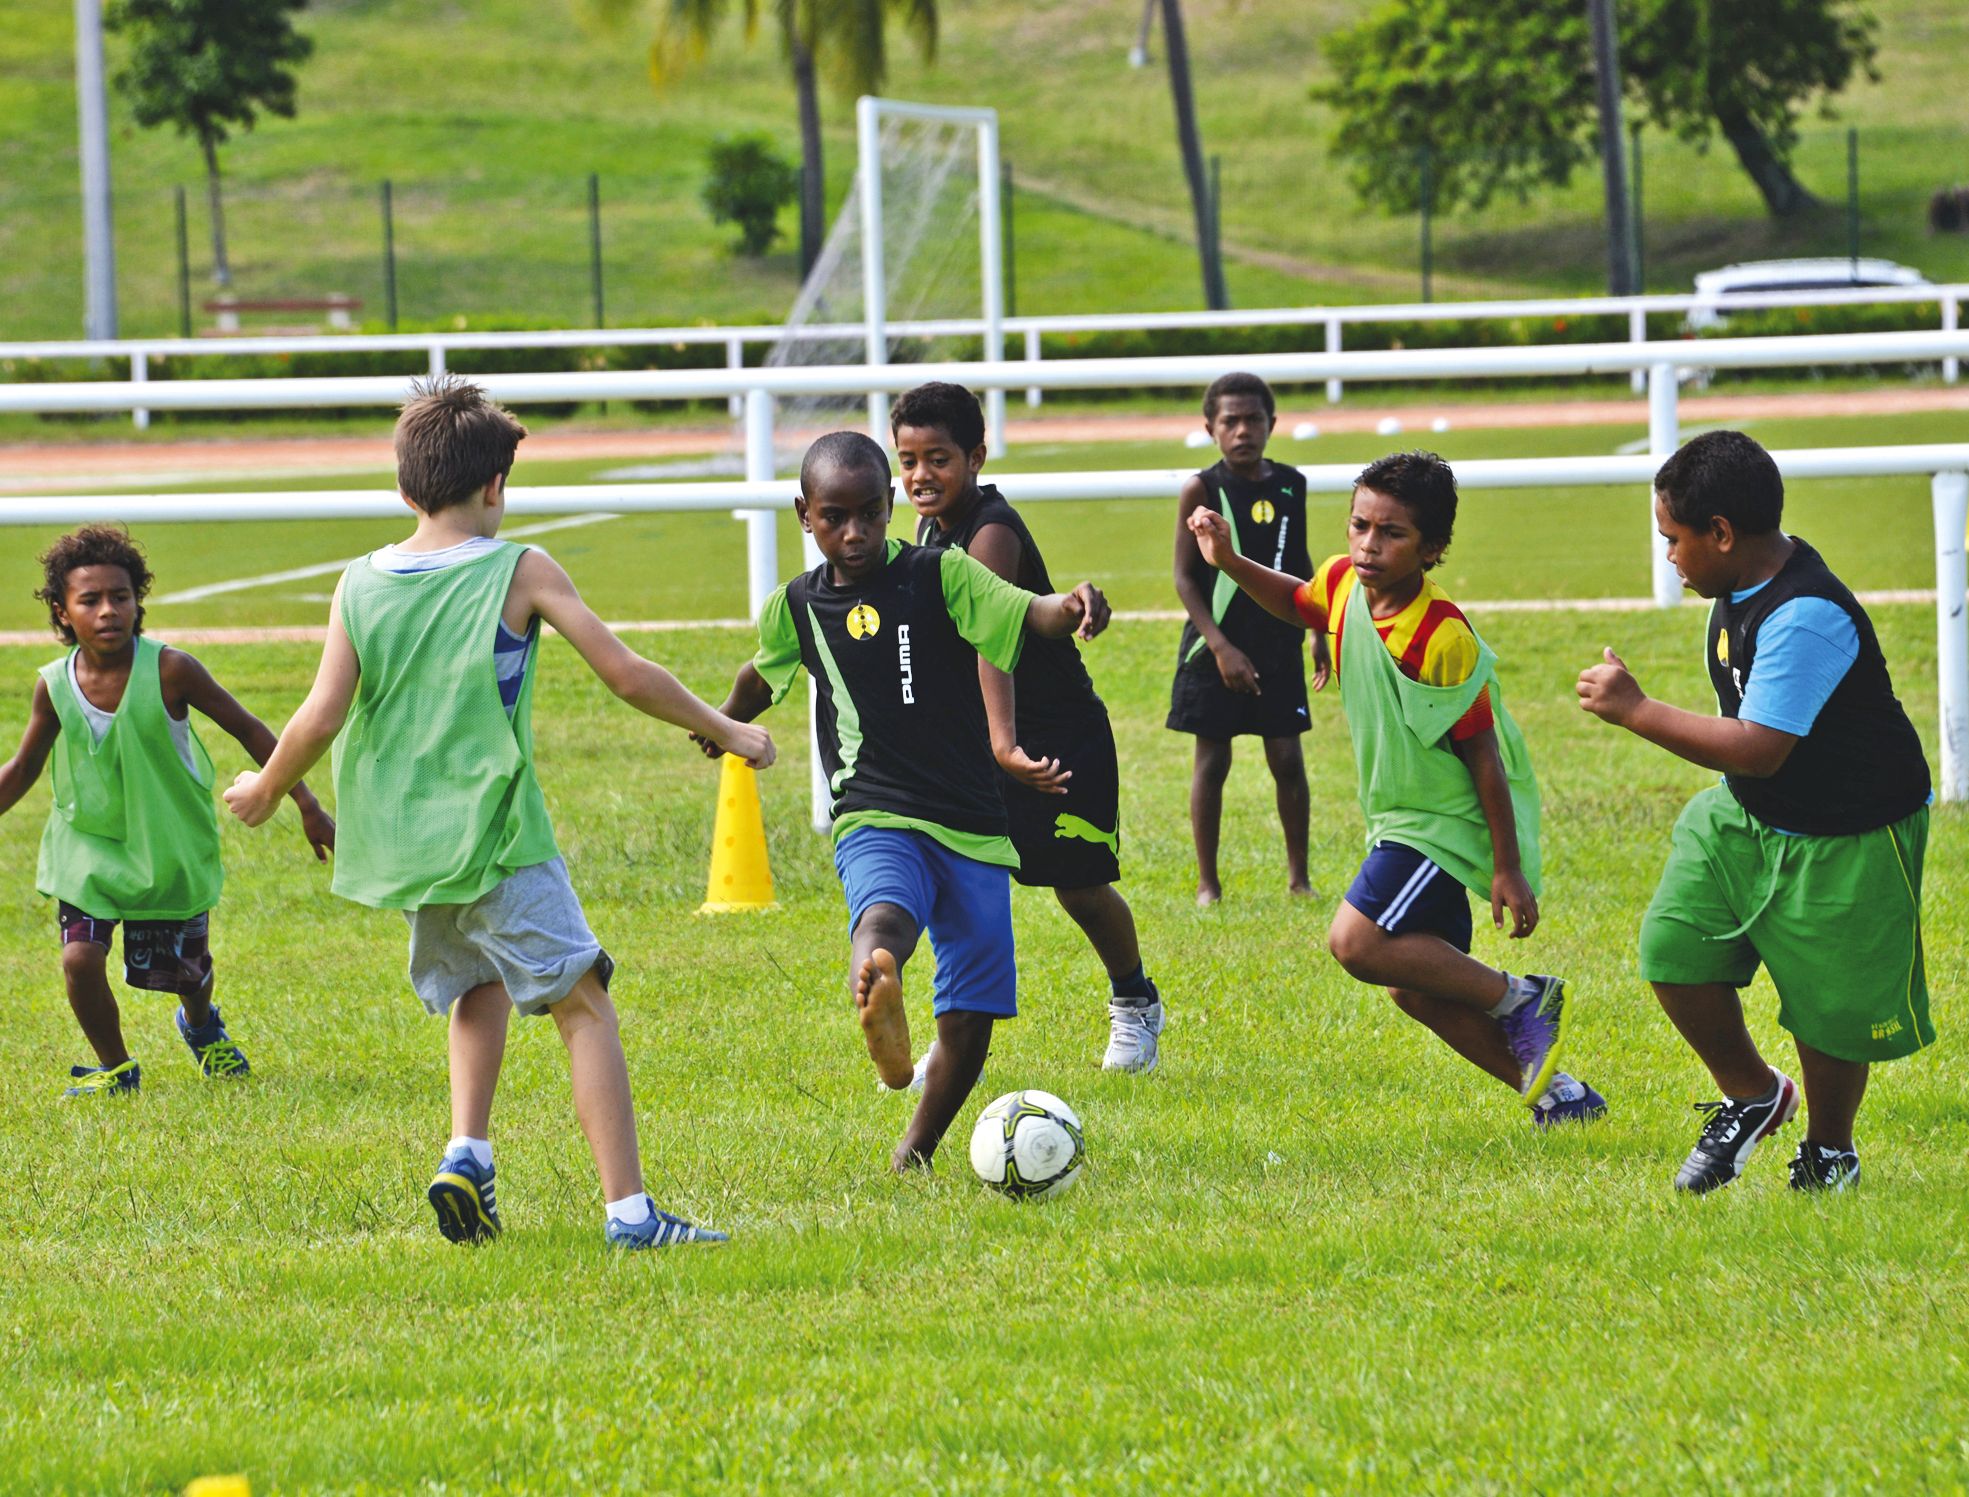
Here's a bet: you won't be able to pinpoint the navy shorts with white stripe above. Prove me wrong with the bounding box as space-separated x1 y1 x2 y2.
1343 841 1474 953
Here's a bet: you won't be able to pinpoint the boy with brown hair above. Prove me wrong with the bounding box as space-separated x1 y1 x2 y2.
0 525 334 1096
224 375 773 1248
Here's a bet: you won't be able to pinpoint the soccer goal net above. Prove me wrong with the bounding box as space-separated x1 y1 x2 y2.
765 97 1007 469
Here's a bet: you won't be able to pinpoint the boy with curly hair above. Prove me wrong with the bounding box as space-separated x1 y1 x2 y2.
0 526 334 1097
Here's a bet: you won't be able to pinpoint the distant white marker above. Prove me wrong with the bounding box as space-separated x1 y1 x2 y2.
1291 422 1320 441
1184 430 1214 449
1375 416 1403 436
1431 417 1452 433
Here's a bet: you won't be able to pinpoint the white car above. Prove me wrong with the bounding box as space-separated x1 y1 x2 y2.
1684 258 1933 330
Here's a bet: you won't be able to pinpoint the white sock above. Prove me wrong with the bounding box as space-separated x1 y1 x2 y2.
447 1136 493 1170
1486 974 1539 1019
606 1192 653 1227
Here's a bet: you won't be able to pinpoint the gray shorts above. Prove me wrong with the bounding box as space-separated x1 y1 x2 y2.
403 857 613 1018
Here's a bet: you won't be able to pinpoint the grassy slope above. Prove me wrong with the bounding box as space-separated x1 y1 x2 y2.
0 605 1962 1492
5 0 1968 342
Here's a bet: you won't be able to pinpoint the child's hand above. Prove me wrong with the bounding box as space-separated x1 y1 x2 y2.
1065 582 1110 640
996 744 1071 795
223 770 277 828
717 719 776 770
1576 646 1644 725
1213 641 1261 695
1310 633 1333 693
1491 868 1539 938
689 731 725 760
297 799 336 861
1186 508 1234 569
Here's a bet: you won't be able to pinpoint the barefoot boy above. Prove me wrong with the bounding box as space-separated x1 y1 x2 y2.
1578 430 1931 1192
0 525 333 1097
896 381 1164 1073
1170 372 1329 904
224 376 771 1248
705 431 1109 1170
1192 451 1600 1122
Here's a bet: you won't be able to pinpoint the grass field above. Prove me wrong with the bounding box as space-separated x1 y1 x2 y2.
0 400 1965 1490
7 0 1969 339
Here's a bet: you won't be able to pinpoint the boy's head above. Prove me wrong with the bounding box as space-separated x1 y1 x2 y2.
37 524 150 648
891 381 986 528
798 431 895 581
1651 430 1783 598
394 374 529 516
1350 451 1457 578
1202 372 1277 468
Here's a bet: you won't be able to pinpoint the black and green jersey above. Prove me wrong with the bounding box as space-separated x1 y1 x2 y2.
1179 458 1312 662
752 539 1036 866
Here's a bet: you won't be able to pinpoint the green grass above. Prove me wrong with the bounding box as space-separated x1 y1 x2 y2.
6 0 1969 341
0 593 1964 1490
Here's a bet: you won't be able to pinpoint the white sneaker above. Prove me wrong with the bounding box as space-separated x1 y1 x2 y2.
1102 999 1164 1073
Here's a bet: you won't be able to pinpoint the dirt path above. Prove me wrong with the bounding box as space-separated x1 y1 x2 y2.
4 385 1966 491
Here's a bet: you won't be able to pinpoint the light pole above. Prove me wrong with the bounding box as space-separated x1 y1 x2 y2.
75 0 118 339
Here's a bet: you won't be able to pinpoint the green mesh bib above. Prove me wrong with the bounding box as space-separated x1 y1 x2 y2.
36 635 223 919
330 543 558 909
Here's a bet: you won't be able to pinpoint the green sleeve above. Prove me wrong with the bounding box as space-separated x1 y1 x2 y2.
749 585 804 706
940 547 1035 674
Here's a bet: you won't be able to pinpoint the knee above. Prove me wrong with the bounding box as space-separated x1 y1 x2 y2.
1266 741 1308 788
548 979 616 1040
1325 917 1378 980
1387 987 1428 1019
60 940 105 986
1195 742 1232 785
854 901 916 949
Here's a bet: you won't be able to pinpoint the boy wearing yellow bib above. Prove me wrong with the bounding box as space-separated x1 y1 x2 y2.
224 377 773 1249
0 526 334 1098
1190 452 1600 1122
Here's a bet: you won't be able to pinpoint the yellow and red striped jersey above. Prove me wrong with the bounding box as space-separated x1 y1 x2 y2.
1292 555 1494 742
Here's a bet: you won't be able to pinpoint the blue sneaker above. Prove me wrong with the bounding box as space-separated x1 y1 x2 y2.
605 1199 728 1249
428 1149 502 1244
63 1059 141 1098
1531 1072 1607 1126
176 1005 250 1079
1499 975 1568 1101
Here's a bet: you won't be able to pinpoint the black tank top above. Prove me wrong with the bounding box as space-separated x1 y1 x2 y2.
1707 539 1930 835
916 484 1102 726
1177 459 1313 662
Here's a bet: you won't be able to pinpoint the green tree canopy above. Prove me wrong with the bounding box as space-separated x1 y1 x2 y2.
1315 0 1877 219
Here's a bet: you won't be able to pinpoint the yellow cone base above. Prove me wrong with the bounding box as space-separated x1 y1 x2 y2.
698 755 777 915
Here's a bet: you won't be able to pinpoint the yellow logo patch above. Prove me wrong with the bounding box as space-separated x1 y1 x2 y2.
1251 499 1277 525
846 603 881 640
1715 629 1730 665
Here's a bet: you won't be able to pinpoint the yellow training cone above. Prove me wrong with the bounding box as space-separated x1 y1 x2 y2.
184 1479 251 1497
698 754 778 913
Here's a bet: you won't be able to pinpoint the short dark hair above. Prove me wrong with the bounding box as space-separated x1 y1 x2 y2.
891 381 985 451
1354 450 1458 568
1653 429 1784 534
800 430 893 498
37 525 152 642
1203 371 1276 423
394 374 529 514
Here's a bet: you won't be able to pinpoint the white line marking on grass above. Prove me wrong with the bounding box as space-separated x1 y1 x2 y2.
150 513 622 605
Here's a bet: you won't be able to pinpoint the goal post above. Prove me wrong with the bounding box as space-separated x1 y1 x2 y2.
854 96 1007 454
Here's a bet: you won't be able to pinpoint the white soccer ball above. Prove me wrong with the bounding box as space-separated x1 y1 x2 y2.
1184 429 1215 449
969 1089 1086 1200
1291 421 1320 441
1375 416 1404 436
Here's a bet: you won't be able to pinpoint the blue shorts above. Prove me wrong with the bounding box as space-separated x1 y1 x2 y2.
833 827 1017 1018
1344 841 1473 954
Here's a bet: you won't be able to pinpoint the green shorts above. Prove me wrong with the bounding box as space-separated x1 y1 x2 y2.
1639 784 1932 1062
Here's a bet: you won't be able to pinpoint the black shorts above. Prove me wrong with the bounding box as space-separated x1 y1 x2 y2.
58 902 214 996
1003 709 1122 890
1165 632 1310 740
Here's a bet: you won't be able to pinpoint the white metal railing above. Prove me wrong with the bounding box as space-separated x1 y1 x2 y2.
6 444 1966 819
4 283 1962 428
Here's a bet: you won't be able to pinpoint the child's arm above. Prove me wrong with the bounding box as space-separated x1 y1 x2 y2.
1186 507 1325 632
1173 477 1259 694
224 580 362 827
1452 727 1538 938
1024 581 1109 641
692 664 777 760
163 648 335 860
1577 646 1796 777
0 680 60 818
969 523 1071 795
515 549 774 767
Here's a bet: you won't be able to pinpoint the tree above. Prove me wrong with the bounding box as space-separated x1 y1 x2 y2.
1315 0 1877 220
107 0 314 288
703 134 800 255
630 0 938 278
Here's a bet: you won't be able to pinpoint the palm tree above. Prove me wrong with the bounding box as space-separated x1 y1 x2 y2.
645 0 939 278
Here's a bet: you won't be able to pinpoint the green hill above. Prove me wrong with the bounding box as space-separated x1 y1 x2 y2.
4 0 1966 341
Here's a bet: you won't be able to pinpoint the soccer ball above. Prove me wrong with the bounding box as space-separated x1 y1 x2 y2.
969 1090 1085 1200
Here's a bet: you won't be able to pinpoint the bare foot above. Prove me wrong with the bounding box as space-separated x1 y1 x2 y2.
1288 881 1319 898
854 948 914 1089
1195 883 1222 907
890 1142 934 1174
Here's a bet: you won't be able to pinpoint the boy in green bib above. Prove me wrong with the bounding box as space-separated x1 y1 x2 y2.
0 525 334 1098
1190 452 1596 1122
224 376 773 1249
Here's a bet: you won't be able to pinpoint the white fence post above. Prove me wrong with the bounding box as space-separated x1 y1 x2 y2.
1325 318 1343 404
1944 296 1959 387
1934 470 1969 802
1025 326 1042 409
130 348 148 431
1628 305 1647 393
801 529 829 832
1648 361 1680 608
427 345 446 378
740 389 778 617
857 95 889 443
727 336 745 418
